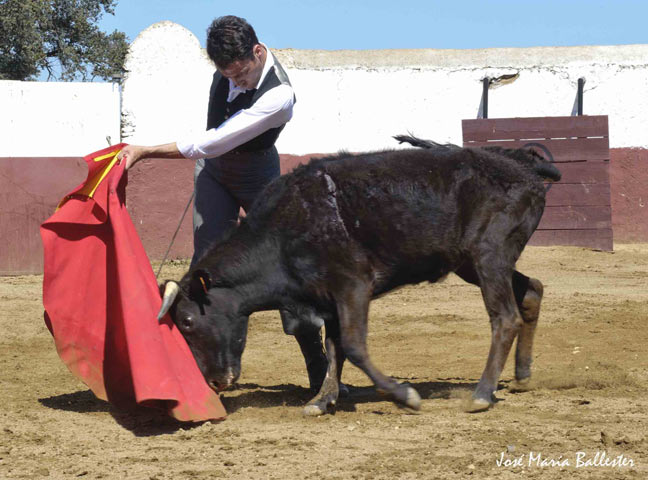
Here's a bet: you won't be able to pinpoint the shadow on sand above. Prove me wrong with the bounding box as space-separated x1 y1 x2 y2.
39 377 504 429
221 378 484 414
38 390 210 436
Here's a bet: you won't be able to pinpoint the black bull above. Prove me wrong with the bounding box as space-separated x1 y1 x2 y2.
158 137 561 415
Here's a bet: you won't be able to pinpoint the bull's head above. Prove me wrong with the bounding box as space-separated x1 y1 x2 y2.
158 269 249 392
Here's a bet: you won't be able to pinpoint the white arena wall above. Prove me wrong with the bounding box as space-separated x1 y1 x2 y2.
2 20 646 155
1 80 120 157
121 22 648 153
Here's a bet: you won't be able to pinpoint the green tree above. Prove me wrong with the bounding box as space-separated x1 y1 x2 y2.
0 0 128 81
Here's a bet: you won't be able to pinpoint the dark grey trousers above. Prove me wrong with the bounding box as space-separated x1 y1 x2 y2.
191 146 280 266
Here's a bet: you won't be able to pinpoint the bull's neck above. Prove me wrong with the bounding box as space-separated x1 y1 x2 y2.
205 231 287 315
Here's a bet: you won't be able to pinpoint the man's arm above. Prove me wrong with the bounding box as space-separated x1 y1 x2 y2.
118 143 185 170
120 84 294 169
176 84 294 160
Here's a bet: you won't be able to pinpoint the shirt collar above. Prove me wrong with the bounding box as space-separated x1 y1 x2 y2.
227 43 274 102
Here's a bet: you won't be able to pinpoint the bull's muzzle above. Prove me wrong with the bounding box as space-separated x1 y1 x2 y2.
157 281 180 320
209 368 239 393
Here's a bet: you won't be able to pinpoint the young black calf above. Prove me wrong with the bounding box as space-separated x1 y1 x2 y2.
159 137 560 415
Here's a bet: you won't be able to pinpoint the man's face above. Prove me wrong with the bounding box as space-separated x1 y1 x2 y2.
218 44 265 90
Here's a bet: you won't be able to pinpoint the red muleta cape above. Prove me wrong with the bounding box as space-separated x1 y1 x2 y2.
40 144 226 422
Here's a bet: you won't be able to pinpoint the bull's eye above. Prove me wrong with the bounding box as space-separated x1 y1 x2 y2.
180 316 194 332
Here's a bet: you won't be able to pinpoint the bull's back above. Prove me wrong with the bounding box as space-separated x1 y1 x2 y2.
333 150 543 281
252 148 546 289
327 150 523 250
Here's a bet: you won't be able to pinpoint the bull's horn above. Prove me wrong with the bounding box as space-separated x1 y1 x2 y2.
157 281 180 320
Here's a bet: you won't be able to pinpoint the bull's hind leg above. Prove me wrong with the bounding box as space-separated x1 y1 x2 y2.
511 271 544 390
468 263 524 413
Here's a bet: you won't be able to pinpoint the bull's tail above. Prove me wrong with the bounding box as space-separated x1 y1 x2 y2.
393 135 460 152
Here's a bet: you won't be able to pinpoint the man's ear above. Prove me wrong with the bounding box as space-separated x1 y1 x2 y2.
253 43 263 59
189 269 212 298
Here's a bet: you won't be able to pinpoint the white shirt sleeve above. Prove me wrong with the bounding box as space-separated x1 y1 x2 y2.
176 84 294 160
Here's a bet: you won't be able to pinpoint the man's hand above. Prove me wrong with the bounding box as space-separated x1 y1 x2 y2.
117 145 148 170
117 143 185 169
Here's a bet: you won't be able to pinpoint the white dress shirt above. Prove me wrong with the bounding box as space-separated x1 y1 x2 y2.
176 46 294 160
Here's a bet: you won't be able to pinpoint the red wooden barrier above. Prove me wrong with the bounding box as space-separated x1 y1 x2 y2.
462 115 613 251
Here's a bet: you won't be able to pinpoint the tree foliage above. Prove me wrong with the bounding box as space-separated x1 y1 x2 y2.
0 0 129 81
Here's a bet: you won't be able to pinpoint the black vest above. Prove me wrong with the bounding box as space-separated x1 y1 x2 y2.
206 54 294 153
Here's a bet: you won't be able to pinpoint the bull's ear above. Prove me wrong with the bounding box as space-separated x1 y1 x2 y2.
190 269 212 297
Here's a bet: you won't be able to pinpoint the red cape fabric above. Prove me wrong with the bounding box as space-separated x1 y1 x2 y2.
40 144 226 422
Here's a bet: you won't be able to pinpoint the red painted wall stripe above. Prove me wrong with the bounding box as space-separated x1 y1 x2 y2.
1 149 646 274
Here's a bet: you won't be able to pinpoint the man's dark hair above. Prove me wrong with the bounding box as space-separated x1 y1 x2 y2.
206 16 259 67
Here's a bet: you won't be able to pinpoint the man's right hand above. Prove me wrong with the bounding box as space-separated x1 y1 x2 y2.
117 145 148 170
117 143 185 169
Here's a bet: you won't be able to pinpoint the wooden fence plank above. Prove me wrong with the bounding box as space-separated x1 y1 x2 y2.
529 228 613 250
538 206 612 230
464 137 610 162
462 116 608 142
545 184 610 207
546 162 609 185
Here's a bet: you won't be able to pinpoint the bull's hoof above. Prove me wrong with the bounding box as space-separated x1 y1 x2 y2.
303 404 327 417
303 390 337 417
510 377 531 392
393 384 421 411
465 397 492 413
405 387 422 411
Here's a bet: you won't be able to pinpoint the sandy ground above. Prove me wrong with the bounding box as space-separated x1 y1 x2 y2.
1 245 647 479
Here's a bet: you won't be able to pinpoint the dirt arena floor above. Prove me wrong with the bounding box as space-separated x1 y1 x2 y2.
1 245 647 479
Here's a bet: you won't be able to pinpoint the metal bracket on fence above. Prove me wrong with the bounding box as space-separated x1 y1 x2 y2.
572 77 586 116
478 77 490 119
477 74 521 119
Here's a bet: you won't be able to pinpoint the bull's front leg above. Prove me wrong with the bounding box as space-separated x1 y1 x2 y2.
335 280 421 411
303 336 343 416
280 309 327 391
